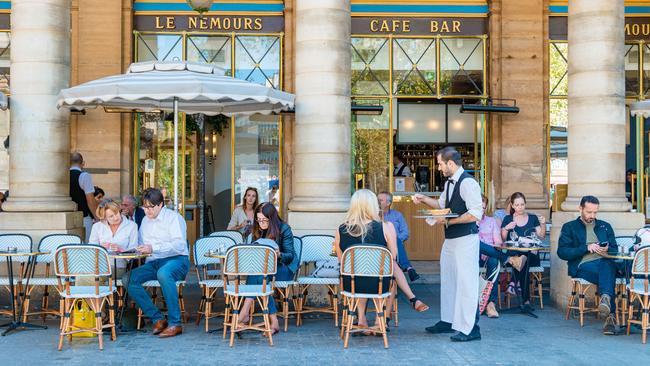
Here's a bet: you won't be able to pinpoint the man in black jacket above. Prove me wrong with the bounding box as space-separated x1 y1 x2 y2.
557 195 618 335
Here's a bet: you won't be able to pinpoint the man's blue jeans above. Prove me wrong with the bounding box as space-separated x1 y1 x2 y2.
576 258 617 314
122 255 190 326
396 239 413 271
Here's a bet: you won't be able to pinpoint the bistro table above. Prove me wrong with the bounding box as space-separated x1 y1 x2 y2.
108 251 150 333
0 250 49 336
493 244 551 318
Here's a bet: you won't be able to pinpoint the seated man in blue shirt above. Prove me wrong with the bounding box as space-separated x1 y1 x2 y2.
557 195 618 335
378 191 420 282
123 188 189 338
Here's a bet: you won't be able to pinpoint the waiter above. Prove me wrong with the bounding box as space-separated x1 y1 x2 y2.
413 146 482 342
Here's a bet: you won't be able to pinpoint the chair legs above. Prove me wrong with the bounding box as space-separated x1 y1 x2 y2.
296 284 340 327
565 281 599 327
530 272 544 309
57 296 116 351
341 297 389 349
627 293 650 344
225 294 274 347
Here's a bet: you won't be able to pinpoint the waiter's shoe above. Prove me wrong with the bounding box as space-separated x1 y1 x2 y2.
425 321 454 334
450 326 481 342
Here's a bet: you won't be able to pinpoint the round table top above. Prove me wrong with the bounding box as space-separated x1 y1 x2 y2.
204 252 226 259
108 251 150 259
494 246 550 252
0 250 49 257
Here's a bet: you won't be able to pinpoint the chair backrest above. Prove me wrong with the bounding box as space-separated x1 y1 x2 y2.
299 234 335 263
341 245 393 278
615 236 638 250
54 244 112 277
632 246 650 276
288 236 303 276
194 236 237 266
0 233 33 262
224 244 277 276
209 230 244 244
37 234 82 263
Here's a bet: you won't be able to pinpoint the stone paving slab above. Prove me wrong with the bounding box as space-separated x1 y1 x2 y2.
1 284 649 365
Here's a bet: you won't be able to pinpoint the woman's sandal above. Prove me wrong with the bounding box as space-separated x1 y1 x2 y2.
410 297 430 312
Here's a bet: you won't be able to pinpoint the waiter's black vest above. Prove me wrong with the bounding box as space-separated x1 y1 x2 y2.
69 169 93 218
444 171 478 239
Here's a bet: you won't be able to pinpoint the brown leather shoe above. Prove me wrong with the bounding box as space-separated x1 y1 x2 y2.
158 325 182 338
152 319 168 335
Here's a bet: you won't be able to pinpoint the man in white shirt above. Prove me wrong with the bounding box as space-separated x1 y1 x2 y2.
413 146 483 342
393 153 412 177
69 152 98 242
122 188 189 338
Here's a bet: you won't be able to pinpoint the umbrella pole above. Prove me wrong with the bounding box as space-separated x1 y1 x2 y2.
173 97 179 212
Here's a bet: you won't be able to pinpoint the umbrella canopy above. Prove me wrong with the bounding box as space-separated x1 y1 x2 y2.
630 100 650 118
56 61 294 211
56 61 294 115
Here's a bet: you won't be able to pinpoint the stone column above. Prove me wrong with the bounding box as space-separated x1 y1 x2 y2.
288 0 351 234
551 0 644 308
0 0 82 240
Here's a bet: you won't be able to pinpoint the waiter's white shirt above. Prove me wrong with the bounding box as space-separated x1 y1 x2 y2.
139 207 188 261
88 216 138 267
393 162 412 177
437 167 483 221
70 166 95 195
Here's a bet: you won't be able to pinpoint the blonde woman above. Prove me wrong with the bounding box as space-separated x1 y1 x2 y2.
334 189 429 333
89 198 139 277
227 187 259 236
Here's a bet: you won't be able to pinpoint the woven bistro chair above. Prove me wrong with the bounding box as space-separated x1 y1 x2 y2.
22 234 82 323
565 277 601 326
627 247 650 343
615 235 639 324
0 234 32 317
296 234 340 327
222 244 277 347
339 245 394 349
193 236 236 332
209 230 244 245
275 236 303 332
54 244 116 350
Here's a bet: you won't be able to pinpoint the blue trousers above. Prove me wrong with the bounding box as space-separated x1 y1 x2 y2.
246 264 293 314
396 239 413 270
122 255 189 326
576 259 617 313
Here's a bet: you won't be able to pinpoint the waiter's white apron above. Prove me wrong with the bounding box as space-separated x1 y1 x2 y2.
440 233 479 335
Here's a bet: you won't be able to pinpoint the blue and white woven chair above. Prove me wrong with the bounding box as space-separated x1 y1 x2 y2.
22 234 81 323
222 244 277 347
193 235 236 332
275 236 302 332
209 230 244 245
615 235 639 324
54 244 116 350
296 234 339 327
339 245 393 349
0 234 32 318
626 247 650 343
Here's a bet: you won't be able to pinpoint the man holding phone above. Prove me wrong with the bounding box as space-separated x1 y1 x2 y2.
557 195 618 335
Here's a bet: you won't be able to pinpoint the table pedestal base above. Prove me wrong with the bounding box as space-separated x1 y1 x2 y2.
0 321 48 336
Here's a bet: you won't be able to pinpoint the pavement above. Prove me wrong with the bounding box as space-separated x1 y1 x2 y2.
1 283 650 365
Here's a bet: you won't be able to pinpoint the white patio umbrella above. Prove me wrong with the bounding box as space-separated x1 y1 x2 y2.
57 61 294 211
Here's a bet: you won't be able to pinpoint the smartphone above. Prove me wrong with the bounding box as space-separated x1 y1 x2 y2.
598 241 609 247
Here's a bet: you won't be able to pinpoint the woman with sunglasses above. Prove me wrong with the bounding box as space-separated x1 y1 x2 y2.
236 202 296 335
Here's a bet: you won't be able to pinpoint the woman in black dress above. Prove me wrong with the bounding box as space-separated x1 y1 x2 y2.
334 189 429 331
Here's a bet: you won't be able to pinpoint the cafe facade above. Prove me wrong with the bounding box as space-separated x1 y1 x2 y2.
0 0 649 262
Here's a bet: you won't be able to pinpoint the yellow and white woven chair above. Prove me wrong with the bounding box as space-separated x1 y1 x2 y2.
54 244 116 350
222 244 277 347
627 247 650 343
296 235 340 327
194 235 237 332
339 245 394 349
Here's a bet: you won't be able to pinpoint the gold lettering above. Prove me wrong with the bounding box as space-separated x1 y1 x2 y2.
440 21 450 33
452 20 461 33
210 17 220 29
392 20 401 32
430 20 439 33
166 17 175 29
223 17 231 30
254 18 263 30
189 17 198 29
370 19 379 32
625 23 631 36
155 16 164 29
199 17 208 29
403 20 410 33
643 24 650 36
244 18 253 30
633 23 640 36
380 20 390 32
233 18 242 30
